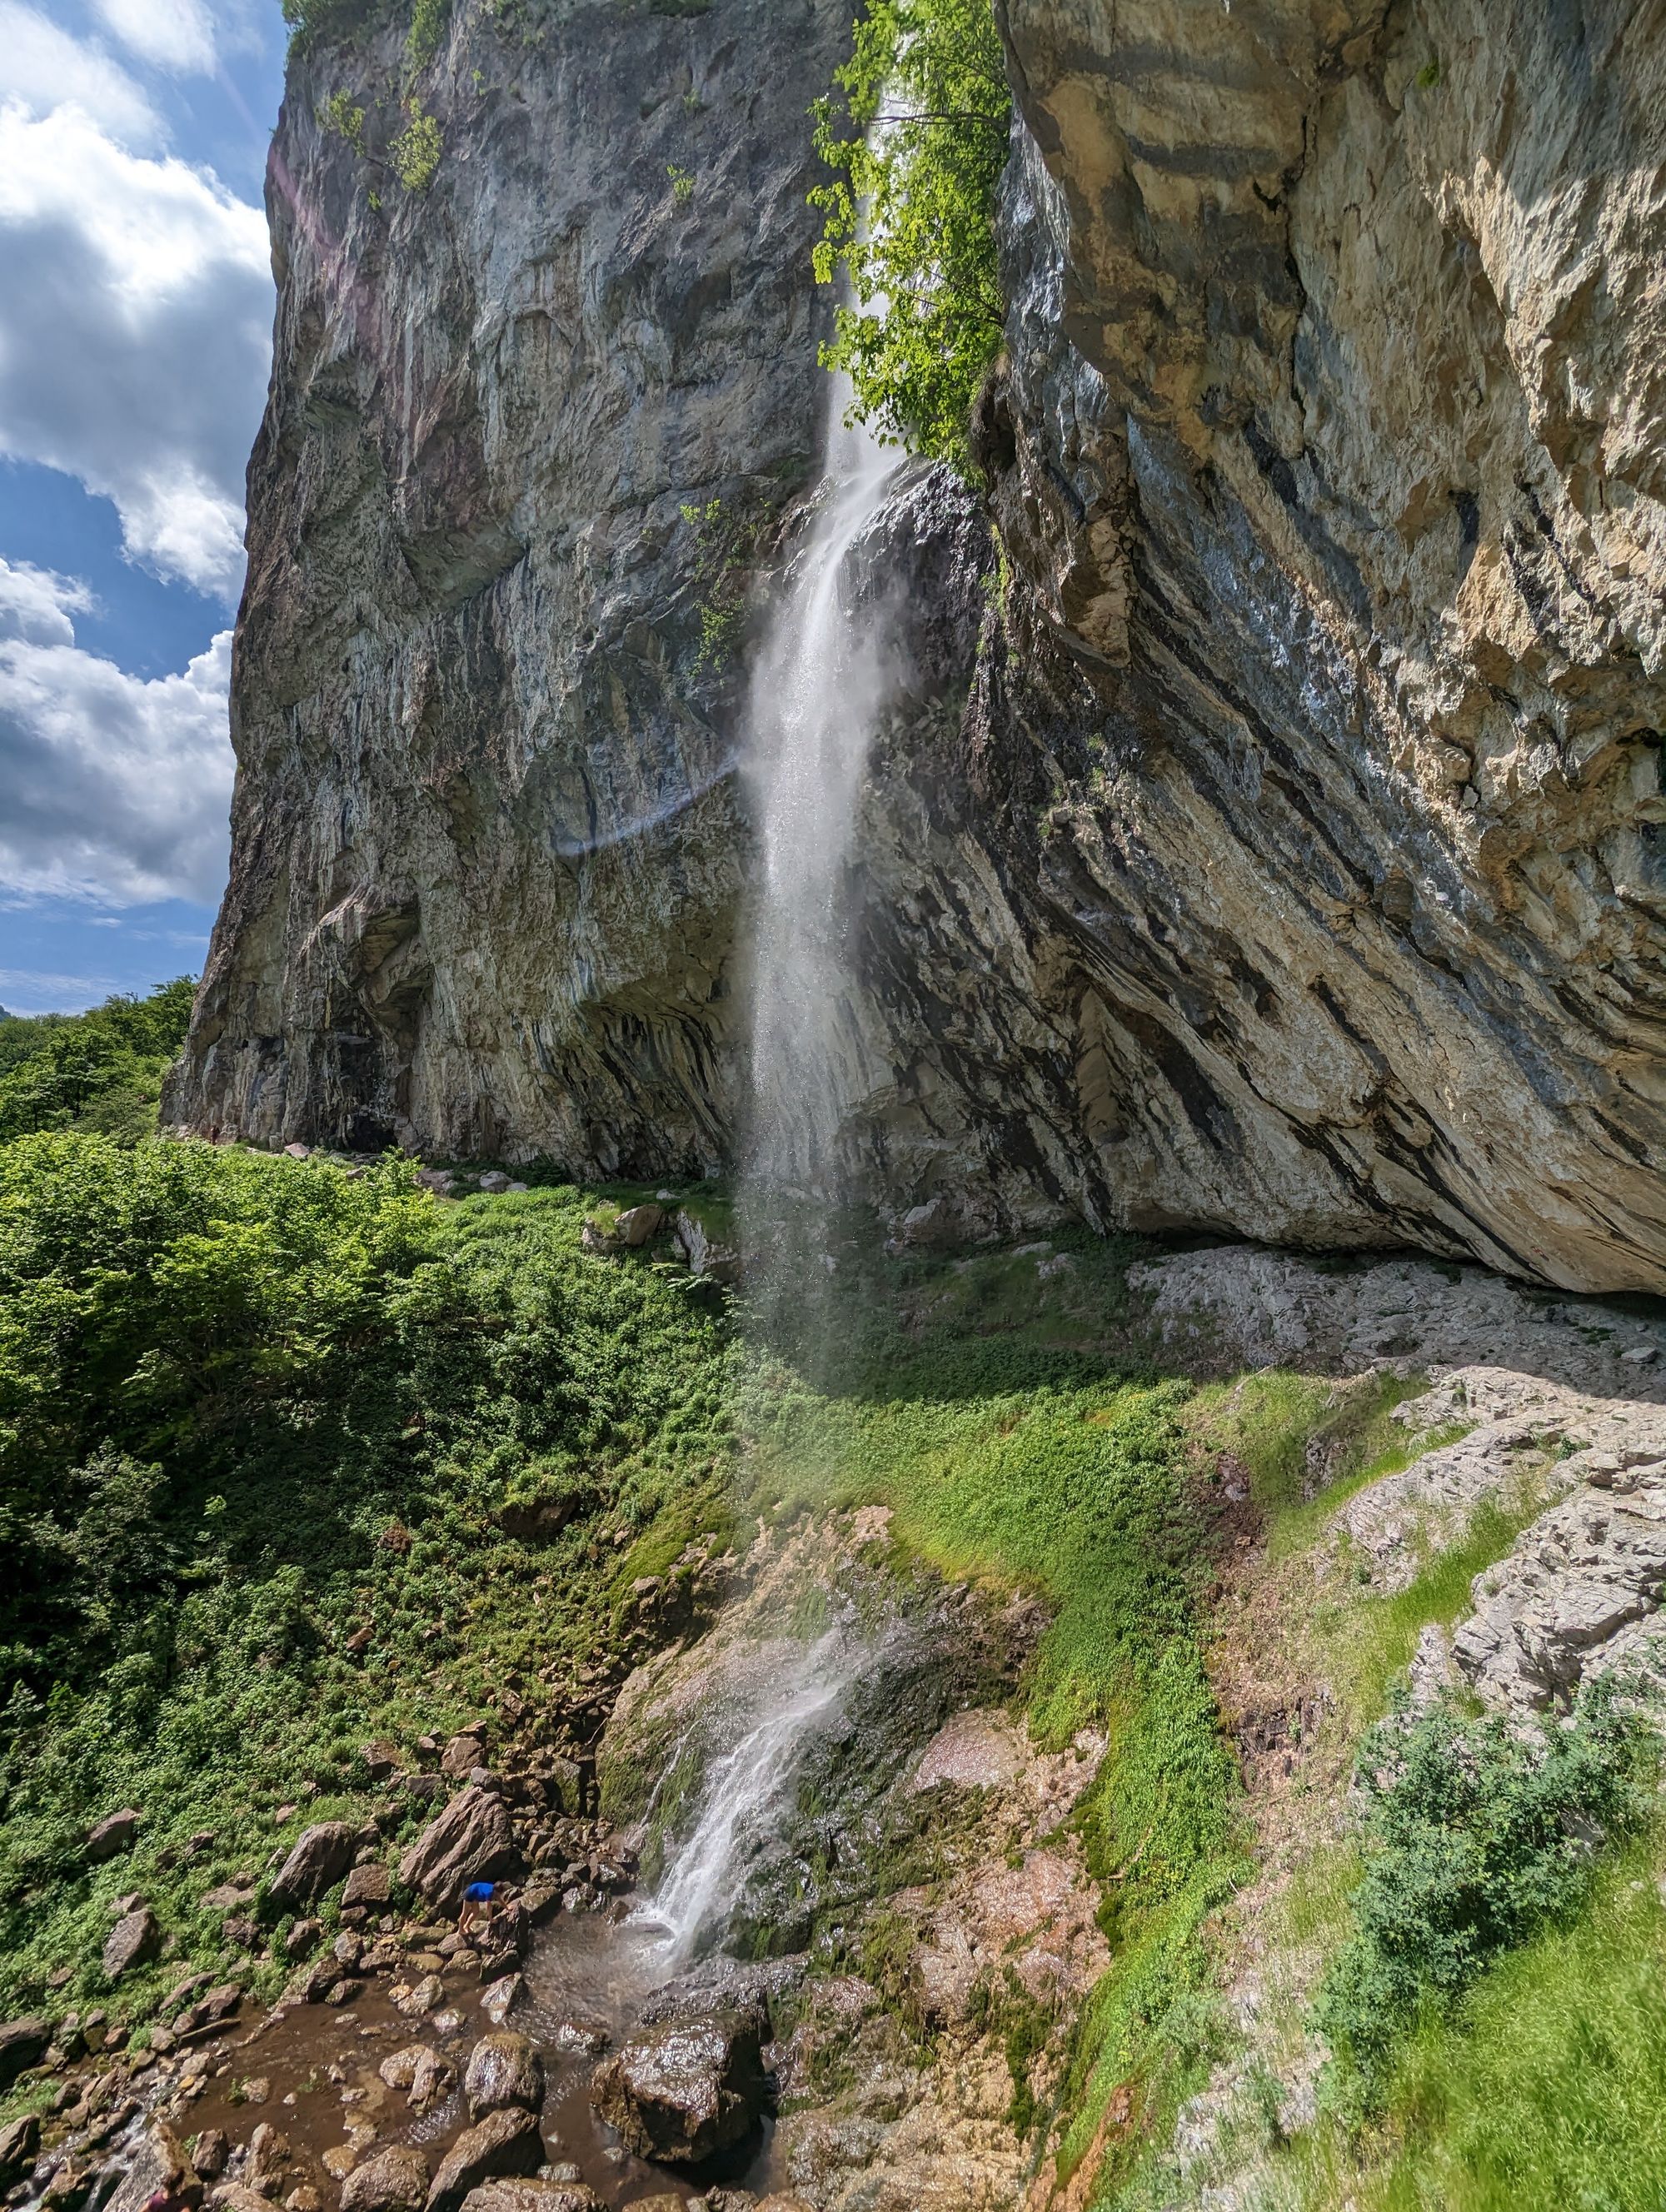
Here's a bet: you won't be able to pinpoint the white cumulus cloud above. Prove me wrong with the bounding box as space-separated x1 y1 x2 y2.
92 0 218 76
0 100 272 597
0 0 162 145
0 557 233 903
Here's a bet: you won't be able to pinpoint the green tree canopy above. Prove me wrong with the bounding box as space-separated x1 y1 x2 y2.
812 0 1012 471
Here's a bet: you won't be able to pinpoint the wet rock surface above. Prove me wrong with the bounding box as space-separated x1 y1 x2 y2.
426 2108 543 2212
589 2005 765 2166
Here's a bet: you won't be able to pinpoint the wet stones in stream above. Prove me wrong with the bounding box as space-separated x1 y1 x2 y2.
587 1996 766 2166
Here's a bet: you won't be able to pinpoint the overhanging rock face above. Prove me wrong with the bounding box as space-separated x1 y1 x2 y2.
172 0 1666 1290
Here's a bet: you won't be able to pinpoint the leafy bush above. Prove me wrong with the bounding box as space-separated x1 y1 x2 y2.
0 1139 735 2013
0 979 194 1144
391 102 443 190
811 0 1011 468
1315 1685 1654 2115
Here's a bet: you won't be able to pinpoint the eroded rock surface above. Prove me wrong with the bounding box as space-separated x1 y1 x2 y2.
170 0 1666 1289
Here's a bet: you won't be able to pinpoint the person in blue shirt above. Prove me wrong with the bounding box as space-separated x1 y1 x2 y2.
459 1880 496 1936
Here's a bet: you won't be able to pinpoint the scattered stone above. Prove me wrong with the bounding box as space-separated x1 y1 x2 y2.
86 1811 142 1864
546 2021 608 2060
104 2125 202 2212
282 1143 311 1160
325 1978 366 2009
463 2033 543 2119
285 1919 324 1960
0 2016 50 2090
362 1741 402 1781
287 2190 324 2212
0 2113 40 2185
175 1985 242 2039
440 1736 486 1780
457 2188 601 2212
340 2145 431 2212
342 1865 391 1911
612 1203 663 1248
425 2110 543 2212
191 2130 231 2181
476 1172 511 1195
322 2149 360 2183
396 1975 445 2018
1622 1344 1658 1364
103 1907 162 1982
589 2006 766 2165
270 1823 360 1908
479 1976 521 2027
398 1788 521 1909
673 1211 740 1285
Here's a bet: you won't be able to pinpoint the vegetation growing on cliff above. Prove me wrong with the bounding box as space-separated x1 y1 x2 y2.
812 0 1011 468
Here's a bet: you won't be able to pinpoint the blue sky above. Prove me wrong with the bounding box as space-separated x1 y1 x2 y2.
0 0 286 1014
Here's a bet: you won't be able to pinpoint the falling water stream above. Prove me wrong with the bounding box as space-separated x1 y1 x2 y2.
522 371 912 2195
743 386 904 1198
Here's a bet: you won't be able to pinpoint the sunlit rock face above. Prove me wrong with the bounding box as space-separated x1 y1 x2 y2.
173 0 1666 1289
951 0 1666 1287
168 0 851 1173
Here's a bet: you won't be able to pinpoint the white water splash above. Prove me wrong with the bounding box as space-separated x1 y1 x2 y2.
637 1630 860 1968
742 381 904 1194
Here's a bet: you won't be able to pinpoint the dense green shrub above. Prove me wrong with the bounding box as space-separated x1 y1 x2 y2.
0 978 194 1143
812 0 1011 468
0 1139 735 2011
1315 1685 1654 2115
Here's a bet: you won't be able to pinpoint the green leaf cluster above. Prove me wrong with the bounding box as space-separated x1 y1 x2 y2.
391 102 443 190
0 979 194 1146
1315 1683 1654 2115
811 0 1011 469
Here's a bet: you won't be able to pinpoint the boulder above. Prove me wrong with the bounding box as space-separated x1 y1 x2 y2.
398 1787 521 1908
340 2146 431 2212
102 1906 162 1981
0 2113 39 2185
342 1864 391 1911
172 1985 242 2037
0 2016 50 2090
589 2006 766 2165
612 1203 663 1248
462 2033 544 2119
425 2110 542 2212
675 1212 740 1285
270 1822 359 1907
439 1736 486 1779
85 1811 142 1863
103 2126 202 2212
458 2189 601 2212
190 2130 230 2180
283 1918 323 1960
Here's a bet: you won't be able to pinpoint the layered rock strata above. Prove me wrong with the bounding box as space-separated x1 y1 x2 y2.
171 0 1666 1288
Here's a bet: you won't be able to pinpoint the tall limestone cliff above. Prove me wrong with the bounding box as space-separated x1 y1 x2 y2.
169 0 1666 1293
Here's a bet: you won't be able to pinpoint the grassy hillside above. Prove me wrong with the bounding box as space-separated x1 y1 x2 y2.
1 1129 1659 2210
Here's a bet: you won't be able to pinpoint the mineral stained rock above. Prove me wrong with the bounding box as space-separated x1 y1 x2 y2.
168 0 1666 1290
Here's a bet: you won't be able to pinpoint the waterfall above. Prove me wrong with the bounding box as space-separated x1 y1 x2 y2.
741 382 904 1199
631 376 908 1970
638 1629 860 1967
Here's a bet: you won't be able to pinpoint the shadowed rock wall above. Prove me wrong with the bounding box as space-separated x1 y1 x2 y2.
172 0 1666 1290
